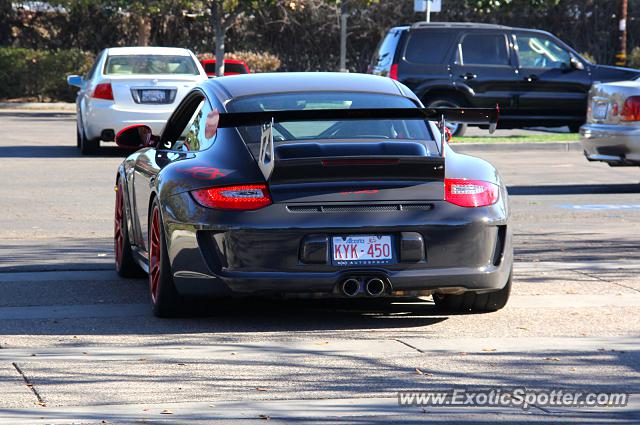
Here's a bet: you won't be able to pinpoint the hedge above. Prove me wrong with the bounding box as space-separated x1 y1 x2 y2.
0 47 94 102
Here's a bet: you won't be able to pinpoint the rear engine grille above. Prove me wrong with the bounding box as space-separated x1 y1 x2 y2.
287 204 433 213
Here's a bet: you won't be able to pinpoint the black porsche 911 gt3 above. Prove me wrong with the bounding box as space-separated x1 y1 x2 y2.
113 72 512 317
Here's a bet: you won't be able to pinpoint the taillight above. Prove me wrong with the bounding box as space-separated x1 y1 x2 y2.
92 83 114 100
191 184 272 210
620 96 640 121
444 178 499 208
389 64 398 80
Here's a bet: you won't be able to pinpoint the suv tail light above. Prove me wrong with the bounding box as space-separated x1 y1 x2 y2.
389 64 398 80
92 83 114 100
620 96 640 121
191 184 272 210
444 178 499 208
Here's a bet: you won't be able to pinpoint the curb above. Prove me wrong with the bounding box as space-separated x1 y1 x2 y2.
452 141 581 153
0 102 75 111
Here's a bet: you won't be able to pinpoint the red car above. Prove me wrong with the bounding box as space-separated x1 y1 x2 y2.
200 58 250 77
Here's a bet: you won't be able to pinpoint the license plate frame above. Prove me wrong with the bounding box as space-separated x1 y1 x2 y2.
140 89 167 104
331 235 395 266
593 102 609 120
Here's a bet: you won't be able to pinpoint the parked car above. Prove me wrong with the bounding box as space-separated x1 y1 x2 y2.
200 58 250 77
580 77 640 166
369 22 640 135
111 72 511 317
67 46 207 155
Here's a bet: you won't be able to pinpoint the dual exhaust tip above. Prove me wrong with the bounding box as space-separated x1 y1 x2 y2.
341 277 387 297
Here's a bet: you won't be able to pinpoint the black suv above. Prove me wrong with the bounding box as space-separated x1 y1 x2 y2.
369 22 640 134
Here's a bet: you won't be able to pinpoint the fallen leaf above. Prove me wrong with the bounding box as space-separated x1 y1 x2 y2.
569 367 577 371
482 348 497 352
516 327 528 330
160 409 173 415
544 357 561 362
256 387 268 392
177 363 186 366
138 358 147 362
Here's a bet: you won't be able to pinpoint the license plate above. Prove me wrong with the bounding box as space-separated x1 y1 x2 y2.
141 89 166 103
593 102 609 120
332 235 394 266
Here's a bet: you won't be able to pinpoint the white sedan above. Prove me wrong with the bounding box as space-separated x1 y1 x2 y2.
67 47 208 154
581 77 640 166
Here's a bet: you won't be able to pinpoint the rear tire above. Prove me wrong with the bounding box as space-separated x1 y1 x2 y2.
148 198 184 317
114 180 143 277
434 270 512 313
79 124 99 155
568 123 582 133
425 97 468 137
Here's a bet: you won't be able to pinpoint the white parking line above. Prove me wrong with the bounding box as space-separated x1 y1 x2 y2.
0 303 149 320
0 336 636 362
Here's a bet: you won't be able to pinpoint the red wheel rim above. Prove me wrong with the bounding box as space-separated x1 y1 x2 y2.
149 206 161 304
114 184 124 269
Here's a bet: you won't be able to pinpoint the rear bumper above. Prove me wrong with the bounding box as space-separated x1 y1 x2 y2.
84 100 174 140
161 192 512 298
580 123 640 165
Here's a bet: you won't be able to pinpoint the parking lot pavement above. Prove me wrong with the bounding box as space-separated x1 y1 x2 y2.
0 111 638 423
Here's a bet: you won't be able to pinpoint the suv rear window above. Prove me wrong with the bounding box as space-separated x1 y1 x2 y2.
460 34 510 66
371 30 401 69
405 31 455 64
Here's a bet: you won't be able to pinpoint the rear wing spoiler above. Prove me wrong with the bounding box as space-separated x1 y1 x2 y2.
217 107 499 131
215 106 499 181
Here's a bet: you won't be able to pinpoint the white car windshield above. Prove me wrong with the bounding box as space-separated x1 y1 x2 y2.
104 55 199 75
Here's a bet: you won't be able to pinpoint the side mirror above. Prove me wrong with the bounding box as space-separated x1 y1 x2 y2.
570 56 585 71
115 125 157 149
67 75 83 87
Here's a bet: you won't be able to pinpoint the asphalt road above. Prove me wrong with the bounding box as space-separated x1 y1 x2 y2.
0 110 639 424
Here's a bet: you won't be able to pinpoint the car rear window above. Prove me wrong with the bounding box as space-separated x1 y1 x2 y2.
227 92 437 156
203 62 248 74
404 31 455 64
104 55 199 75
460 33 510 66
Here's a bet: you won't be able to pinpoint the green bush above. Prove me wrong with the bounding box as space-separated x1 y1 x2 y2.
627 47 640 68
197 51 281 73
0 47 94 102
